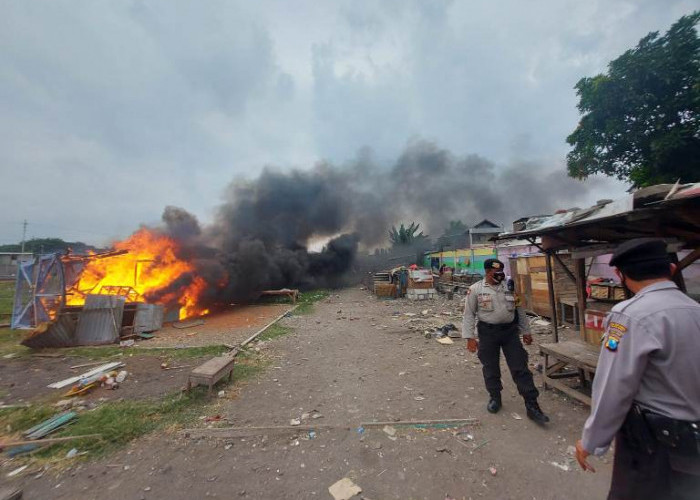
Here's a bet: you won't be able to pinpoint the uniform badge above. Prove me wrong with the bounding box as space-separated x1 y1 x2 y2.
604 322 627 352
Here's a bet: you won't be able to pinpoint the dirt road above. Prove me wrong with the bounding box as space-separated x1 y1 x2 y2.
19 288 612 499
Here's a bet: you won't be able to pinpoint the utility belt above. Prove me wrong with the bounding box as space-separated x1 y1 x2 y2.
478 311 518 332
621 403 700 457
478 320 517 332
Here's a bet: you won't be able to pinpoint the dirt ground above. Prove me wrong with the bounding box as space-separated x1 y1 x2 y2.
9 288 612 499
145 303 293 348
0 354 201 405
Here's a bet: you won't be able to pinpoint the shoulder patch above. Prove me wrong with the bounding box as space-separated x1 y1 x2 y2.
604 321 628 352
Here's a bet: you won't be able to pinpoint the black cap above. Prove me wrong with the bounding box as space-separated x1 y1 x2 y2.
609 238 670 268
484 258 504 270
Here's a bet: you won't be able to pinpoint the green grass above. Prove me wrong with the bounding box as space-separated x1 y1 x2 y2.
61 344 232 360
292 289 330 315
256 323 292 341
0 281 14 318
0 350 266 461
0 327 31 358
0 337 234 361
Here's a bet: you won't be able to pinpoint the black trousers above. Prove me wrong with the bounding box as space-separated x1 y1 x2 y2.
476 322 538 401
608 432 700 500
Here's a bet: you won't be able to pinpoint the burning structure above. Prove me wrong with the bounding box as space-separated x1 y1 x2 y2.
12 230 209 347
12 141 607 348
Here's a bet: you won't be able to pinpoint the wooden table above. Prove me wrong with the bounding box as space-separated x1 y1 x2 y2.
539 340 599 405
187 353 237 395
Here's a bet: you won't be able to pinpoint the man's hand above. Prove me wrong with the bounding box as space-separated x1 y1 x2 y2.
575 439 596 472
467 338 479 353
523 333 533 345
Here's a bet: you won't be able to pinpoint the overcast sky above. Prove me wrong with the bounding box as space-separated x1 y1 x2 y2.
0 0 696 246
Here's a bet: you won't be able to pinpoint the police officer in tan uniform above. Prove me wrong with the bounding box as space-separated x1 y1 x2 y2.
463 258 549 424
575 238 700 499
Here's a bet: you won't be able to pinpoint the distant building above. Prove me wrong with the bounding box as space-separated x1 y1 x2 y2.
468 219 503 245
0 252 33 280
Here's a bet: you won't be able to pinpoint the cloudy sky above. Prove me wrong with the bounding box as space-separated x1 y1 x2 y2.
0 0 696 246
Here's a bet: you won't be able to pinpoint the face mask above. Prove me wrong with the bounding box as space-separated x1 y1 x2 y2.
493 272 505 283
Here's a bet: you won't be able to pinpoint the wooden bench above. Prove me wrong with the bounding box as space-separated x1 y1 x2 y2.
539 340 599 406
261 289 299 304
187 353 237 395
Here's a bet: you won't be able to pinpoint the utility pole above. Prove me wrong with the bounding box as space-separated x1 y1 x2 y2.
21 219 27 254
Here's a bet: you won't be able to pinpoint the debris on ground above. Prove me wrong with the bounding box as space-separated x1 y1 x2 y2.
173 318 206 329
550 461 571 472
6 465 28 478
511 413 523 420
49 362 124 389
328 477 362 500
23 411 77 440
0 487 23 500
290 419 301 426
489 467 498 476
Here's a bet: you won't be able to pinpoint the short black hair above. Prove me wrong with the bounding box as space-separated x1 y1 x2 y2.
619 260 672 281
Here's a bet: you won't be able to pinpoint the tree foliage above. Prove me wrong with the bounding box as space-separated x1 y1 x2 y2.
0 238 97 254
388 222 428 247
566 12 700 187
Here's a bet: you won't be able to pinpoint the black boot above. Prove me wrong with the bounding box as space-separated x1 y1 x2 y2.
487 393 502 414
525 399 550 424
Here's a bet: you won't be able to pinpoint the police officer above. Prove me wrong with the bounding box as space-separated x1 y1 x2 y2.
463 258 549 424
575 238 700 499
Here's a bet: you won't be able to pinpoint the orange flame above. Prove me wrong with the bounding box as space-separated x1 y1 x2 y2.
66 228 208 319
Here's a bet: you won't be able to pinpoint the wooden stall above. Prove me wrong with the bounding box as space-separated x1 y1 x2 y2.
496 183 700 405
509 253 576 318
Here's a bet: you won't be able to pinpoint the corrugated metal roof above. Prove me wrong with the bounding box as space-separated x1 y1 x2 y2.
21 312 79 349
134 303 163 333
74 295 125 345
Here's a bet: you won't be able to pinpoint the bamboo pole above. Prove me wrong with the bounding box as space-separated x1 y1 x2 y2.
0 434 103 448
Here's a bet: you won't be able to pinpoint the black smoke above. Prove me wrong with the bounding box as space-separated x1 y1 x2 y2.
153 139 602 304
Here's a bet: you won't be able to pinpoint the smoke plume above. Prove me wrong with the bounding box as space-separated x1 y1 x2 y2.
154 139 601 304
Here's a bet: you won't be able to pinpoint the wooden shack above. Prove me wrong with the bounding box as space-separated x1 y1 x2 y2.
495 183 700 405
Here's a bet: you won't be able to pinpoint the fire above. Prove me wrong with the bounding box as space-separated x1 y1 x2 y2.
66 228 208 319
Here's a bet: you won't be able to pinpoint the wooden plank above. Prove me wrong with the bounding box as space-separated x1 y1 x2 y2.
539 341 599 370
191 356 235 376
545 252 559 341
240 305 299 348
575 258 588 344
542 375 592 406
361 418 480 428
0 434 102 448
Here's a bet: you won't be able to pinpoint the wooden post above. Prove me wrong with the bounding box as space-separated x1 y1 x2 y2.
545 251 559 343
575 258 587 343
670 252 687 293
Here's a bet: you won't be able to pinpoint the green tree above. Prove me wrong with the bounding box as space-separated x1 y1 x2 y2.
566 12 700 187
437 220 468 250
388 222 428 247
